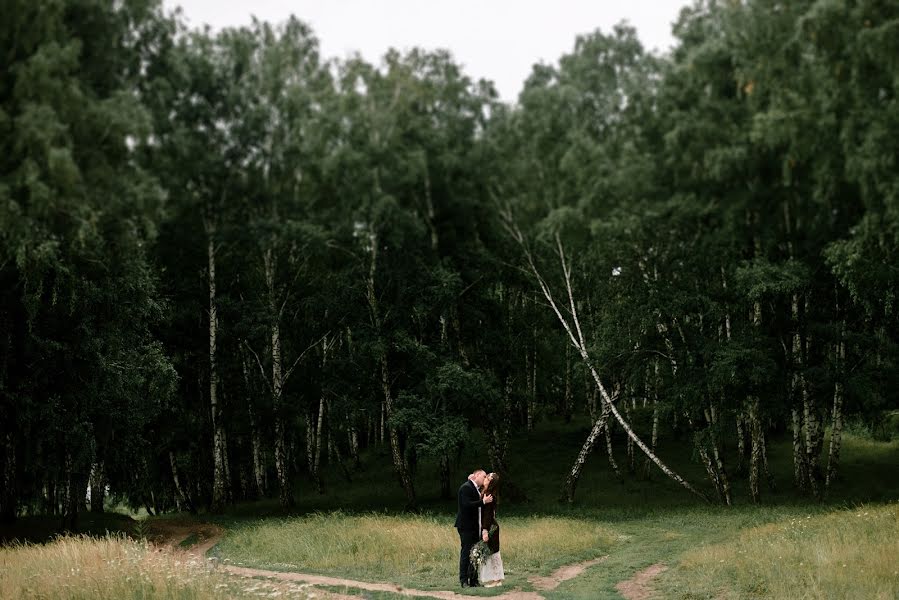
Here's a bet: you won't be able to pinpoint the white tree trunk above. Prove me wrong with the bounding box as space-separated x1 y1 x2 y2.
263 248 293 509
563 415 605 503
748 397 762 504
736 412 747 475
826 323 846 493
790 294 809 492
348 420 360 469
563 342 572 421
207 221 228 512
313 391 326 493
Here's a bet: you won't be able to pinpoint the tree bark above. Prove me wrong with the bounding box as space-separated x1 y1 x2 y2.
563 414 605 503
735 412 748 475
313 390 326 493
803 371 823 499
563 343 573 422
306 411 315 474
261 248 294 510
748 397 763 504
825 321 846 493
643 401 660 479
206 219 228 513
695 405 732 505
707 404 731 505
790 294 809 492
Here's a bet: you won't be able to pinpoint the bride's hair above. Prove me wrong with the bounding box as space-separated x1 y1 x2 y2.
482 472 500 501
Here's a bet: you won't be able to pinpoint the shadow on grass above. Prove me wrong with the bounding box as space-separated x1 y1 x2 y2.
0 511 136 545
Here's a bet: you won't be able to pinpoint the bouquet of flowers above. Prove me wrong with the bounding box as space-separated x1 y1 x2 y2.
469 524 498 568
470 540 492 568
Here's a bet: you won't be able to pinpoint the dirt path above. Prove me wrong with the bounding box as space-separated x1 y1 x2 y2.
152 522 616 600
615 562 668 600
226 565 544 600
528 556 608 591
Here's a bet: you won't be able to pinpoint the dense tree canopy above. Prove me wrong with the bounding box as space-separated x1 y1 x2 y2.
1 0 896 524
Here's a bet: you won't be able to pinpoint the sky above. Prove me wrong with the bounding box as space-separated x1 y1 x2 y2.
162 1 691 103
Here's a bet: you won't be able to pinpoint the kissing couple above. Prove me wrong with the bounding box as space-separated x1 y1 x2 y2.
454 468 505 588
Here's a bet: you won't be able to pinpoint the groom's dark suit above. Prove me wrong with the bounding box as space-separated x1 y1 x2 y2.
455 478 483 587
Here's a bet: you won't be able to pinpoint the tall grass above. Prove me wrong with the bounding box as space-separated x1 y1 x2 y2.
215 512 616 588
0 534 311 599
660 503 899 599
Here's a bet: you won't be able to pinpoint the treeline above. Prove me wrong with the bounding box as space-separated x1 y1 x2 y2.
1 0 896 526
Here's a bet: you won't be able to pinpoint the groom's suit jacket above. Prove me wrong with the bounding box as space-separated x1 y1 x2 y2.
454 479 482 532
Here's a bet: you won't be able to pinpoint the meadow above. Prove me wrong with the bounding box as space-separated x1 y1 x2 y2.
0 534 318 600
2 417 898 599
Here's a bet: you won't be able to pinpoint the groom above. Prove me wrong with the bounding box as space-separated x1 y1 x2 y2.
454 469 493 588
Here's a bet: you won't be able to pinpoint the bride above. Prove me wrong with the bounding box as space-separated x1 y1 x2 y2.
479 472 505 587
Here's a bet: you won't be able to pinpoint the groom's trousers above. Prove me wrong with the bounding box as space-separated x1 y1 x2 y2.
458 529 479 586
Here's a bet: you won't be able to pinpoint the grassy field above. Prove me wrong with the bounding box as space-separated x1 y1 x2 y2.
2 416 897 599
660 503 899 600
0 534 317 599
204 418 899 599
214 512 616 590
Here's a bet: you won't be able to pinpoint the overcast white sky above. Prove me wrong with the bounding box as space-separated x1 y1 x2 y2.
163 1 691 103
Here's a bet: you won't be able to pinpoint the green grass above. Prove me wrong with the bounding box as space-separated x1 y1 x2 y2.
0 534 299 600
659 503 899 599
203 418 899 599
214 511 614 591
4 416 897 599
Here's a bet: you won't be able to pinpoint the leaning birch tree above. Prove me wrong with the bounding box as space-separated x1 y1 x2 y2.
499 206 709 503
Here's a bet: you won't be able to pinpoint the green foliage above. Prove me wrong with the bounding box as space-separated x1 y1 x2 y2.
2 0 897 525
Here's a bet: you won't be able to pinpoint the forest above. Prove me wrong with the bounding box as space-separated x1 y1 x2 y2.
1 0 897 533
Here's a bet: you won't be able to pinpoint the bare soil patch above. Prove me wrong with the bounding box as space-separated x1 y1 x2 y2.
615 562 668 600
528 555 609 591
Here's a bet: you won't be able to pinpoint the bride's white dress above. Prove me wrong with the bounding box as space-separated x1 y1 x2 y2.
479 551 505 586
477 502 504 586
